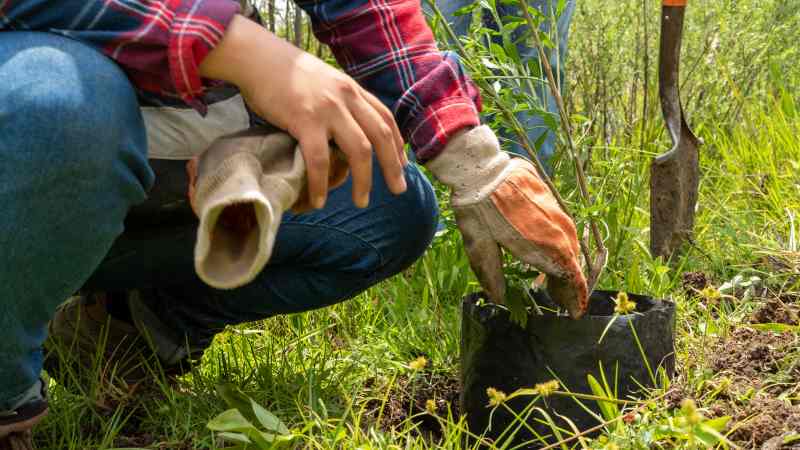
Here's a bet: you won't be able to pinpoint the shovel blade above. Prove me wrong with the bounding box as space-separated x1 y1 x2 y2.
650 125 700 260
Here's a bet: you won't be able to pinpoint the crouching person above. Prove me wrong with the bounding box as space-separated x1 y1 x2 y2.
0 1 586 447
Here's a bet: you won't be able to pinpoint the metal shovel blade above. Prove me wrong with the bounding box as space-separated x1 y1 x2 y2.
650 0 700 260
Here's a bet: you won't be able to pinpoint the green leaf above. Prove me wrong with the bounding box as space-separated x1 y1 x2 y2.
597 313 620 344
251 399 289 435
217 383 260 425
246 429 279 447
749 323 800 333
694 423 729 447
217 432 253 444
784 433 800 444
505 284 530 327
587 374 618 421
269 434 299 449
701 415 731 432
207 409 255 433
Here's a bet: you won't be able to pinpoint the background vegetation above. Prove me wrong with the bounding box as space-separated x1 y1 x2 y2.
37 0 800 448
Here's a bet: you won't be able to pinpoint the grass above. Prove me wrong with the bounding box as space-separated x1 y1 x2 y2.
35 0 800 448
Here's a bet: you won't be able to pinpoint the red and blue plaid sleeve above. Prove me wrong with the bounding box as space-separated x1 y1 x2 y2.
296 0 482 161
0 0 240 112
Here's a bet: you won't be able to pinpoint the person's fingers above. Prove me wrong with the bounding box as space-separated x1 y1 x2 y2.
349 93 406 195
332 112 373 208
296 131 331 209
361 90 408 166
329 148 350 190
457 210 507 304
464 232 507 305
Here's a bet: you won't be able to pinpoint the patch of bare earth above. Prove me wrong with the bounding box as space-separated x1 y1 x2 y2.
750 298 800 325
682 271 711 296
364 371 460 442
705 327 800 448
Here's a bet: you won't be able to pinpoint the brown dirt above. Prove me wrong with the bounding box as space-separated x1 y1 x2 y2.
711 327 794 379
725 396 800 448
682 271 711 296
701 327 800 448
364 371 460 441
750 298 800 325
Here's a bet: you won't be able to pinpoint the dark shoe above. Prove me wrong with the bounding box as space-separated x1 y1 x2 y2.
43 292 192 391
0 381 47 450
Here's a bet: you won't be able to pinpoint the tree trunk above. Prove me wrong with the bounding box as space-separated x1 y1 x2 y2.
293 4 303 47
305 21 313 51
268 0 275 32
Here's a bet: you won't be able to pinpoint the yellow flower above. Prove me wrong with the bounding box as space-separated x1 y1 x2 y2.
534 380 560 397
614 292 637 314
425 399 437 414
486 387 507 407
699 286 721 302
680 398 703 425
408 356 428 371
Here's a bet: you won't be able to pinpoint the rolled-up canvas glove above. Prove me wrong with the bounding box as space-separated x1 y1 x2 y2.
426 126 588 318
188 126 347 289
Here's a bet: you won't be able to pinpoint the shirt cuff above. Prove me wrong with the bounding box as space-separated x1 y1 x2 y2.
167 0 241 114
409 96 482 163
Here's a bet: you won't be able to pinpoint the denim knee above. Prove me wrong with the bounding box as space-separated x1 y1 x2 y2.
370 166 440 280
4 33 153 198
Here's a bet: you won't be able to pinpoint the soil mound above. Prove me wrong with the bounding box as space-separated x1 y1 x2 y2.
706 327 800 448
365 371 459 441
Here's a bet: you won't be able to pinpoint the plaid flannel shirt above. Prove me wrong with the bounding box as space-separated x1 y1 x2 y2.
0 0 481 161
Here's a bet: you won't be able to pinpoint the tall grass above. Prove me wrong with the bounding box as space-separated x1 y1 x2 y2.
35 1 800 449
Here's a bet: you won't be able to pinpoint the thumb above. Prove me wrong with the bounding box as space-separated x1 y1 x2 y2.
461 225 507 305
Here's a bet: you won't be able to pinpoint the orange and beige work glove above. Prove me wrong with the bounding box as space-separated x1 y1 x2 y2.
426 126 589 319
187 127 346 290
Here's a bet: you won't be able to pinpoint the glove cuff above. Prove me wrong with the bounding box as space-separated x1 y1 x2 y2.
425 125 510 205
194 151 275 290
192 129 307 290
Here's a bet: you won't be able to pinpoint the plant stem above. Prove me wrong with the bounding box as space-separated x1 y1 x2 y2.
517 0 608 289
426 0 603 288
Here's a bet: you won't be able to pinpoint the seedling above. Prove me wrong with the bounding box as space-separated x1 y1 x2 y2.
207 384 296 449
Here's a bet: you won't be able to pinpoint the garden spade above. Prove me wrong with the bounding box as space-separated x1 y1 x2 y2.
651 0 700 260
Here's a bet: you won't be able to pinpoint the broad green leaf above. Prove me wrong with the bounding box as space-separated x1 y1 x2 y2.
217 383 260 424
251 399 289 435
702 416 731 432
270 434 299 449
207 409 255 433
243 428 279 447
785 433 800 444
217 432 252 444
694 423 729 447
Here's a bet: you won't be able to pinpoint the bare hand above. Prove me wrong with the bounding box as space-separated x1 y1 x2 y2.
200 15 407 209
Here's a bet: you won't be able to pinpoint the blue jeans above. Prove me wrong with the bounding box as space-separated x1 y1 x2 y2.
0 32 439 409
426 0 575 166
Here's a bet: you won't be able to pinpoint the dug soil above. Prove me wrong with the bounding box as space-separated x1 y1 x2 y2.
668 319 800 448
364 370 460 442
750 297 800 326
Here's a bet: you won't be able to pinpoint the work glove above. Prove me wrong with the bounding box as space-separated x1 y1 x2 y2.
188 126 347 289
426 126 588 318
